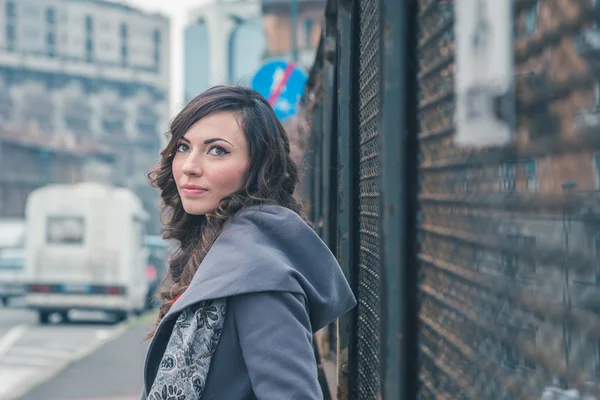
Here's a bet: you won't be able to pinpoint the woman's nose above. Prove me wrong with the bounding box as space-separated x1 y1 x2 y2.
181 153 203 176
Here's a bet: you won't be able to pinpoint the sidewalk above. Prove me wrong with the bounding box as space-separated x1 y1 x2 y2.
18 322 152 400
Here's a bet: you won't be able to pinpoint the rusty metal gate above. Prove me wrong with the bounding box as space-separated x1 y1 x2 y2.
301 0 600 399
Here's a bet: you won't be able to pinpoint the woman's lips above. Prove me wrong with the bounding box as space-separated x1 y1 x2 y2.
181 186 208 197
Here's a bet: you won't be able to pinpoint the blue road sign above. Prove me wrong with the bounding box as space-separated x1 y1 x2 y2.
250 59 308 121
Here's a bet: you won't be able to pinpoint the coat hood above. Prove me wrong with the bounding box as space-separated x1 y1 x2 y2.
165 205 356 333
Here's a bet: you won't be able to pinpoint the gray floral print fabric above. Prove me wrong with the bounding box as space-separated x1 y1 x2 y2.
148 299 226 400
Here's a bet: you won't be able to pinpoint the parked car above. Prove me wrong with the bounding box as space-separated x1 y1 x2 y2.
0 247 25 306
0 219 26 306
143 235 168 309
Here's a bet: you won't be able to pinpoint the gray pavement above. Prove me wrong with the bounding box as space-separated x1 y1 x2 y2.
0 302 152 400
0 299 32 338
18 321 152 400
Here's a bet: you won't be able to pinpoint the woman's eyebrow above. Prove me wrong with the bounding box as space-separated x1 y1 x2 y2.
204 138 234 147
179 136 190 143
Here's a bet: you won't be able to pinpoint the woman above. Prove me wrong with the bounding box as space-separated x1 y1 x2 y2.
141 86 356 400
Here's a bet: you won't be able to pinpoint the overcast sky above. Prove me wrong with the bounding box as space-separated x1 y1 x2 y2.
120 0 211 117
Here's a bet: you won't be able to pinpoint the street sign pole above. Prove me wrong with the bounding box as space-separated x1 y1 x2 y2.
290 0 299 62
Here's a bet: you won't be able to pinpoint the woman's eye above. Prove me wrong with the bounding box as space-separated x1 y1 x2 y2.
176 143 189 152
208 146 229 156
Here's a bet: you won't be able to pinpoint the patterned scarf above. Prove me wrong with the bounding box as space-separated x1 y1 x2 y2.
148 298 227 400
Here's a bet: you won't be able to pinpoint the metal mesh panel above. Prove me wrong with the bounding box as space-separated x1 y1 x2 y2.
417 0 600 399
355 0 382 398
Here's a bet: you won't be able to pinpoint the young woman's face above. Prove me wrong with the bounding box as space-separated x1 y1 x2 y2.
172 111 249 215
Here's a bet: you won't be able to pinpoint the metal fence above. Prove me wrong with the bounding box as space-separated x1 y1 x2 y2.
301 0 600 399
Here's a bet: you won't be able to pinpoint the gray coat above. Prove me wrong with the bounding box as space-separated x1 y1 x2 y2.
140 205 357 400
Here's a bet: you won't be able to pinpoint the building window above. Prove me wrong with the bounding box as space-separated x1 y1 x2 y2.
154 49 160 67
46 7 56 58
64 99 92 134
6 24 15 51
86 38 94 62
46 7 55 25
121 45 128 67
502 234 536 277
501 327 536 371
137 104 158 136
524 2 538 36
457 168 470 192
501 341 519 370
46 32 56 57
85 16 94 62
523 160 539 192
85 16 93 33
121 23 128 67
304 18 314 48
500 162 516 192
153 29 161 69
5 1 16 52
5 1 16 18
6 24 16 42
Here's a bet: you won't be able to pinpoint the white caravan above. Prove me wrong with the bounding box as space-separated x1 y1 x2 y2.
24 183 150 323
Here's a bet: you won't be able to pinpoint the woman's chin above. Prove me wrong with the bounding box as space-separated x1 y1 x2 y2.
183 202 215 216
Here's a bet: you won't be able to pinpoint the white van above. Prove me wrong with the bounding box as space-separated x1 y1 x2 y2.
24 182 150 324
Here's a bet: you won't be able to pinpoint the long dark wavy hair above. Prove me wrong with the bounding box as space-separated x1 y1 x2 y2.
147 85 303 336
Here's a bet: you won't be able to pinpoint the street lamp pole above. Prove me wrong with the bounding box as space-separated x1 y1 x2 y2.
290 0 299 62
561 180 577 372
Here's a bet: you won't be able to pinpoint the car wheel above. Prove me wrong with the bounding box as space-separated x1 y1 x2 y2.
39 311 51 324
114 311 128 323
59 311 70 323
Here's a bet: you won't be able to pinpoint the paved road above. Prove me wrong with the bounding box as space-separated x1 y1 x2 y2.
0 301 148 400
0 300 32 338
19 322 151 400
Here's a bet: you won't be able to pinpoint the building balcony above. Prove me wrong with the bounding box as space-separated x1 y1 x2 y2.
574 28 600 60
262 0 326 13
573 280 600 312
573 106 600 132
576 190 600 222
262 48 318 71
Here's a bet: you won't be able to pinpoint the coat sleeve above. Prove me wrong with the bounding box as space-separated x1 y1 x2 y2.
230 291 324 400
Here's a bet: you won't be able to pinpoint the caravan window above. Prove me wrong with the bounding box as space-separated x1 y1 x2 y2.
47 216 85 245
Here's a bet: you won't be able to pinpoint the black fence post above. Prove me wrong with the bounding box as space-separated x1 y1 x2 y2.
320 30 334 251
379 0 419 399
312 102 323 234
335 0 359 399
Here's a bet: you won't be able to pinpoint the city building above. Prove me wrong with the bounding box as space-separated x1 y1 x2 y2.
0 126 115 218
183 0 323 103
261 0 324 70
184 0 264 101
418 0 600 397
0 0 171 233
